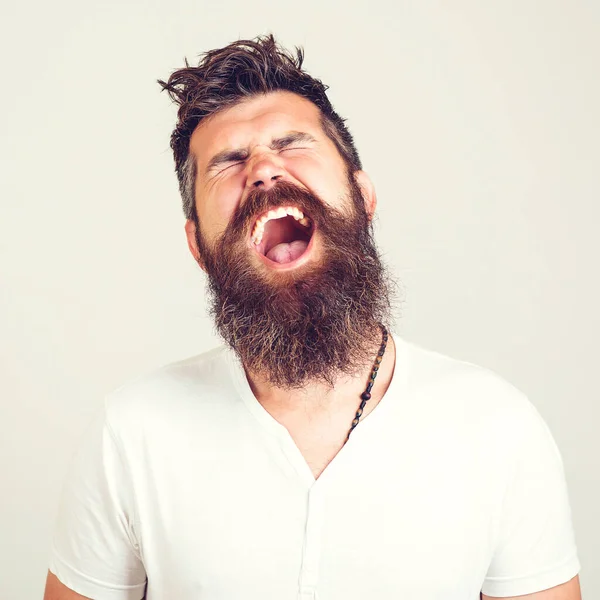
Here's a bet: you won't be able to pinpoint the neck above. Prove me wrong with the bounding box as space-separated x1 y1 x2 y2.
243 332 396 427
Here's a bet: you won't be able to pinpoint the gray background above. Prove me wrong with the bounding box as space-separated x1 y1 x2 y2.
0 0 598 597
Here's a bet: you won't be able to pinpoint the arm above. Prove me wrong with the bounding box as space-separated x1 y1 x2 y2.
482 573 581 600
43 571 92 600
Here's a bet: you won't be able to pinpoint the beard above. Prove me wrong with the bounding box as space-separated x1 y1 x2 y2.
195 176 394 389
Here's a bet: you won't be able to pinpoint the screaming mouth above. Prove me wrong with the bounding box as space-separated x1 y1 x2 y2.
250 205 314 264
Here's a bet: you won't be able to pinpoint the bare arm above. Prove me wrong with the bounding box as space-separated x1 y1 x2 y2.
482 574 581 600
43 571 92 600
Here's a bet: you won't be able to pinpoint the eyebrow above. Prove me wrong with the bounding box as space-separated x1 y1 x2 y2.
204 131 317 175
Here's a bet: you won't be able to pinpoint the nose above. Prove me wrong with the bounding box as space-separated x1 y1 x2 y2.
246 151 286 192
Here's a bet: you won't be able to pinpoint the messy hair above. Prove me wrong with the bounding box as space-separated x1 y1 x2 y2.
157 34 362 222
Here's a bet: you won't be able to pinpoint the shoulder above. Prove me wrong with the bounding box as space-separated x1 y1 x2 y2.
102 344 238 442
398 335 547 441
394 336 564 502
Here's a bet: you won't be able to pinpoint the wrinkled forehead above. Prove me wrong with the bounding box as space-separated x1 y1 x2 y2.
189 91 325 166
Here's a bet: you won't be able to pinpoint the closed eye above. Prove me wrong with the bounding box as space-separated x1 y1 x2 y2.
221 160 245 172
217 147 308 174
280 147 307 153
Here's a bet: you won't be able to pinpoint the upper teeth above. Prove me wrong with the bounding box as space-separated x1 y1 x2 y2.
251 206 311 246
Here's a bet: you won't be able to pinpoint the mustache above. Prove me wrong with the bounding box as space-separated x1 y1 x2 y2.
226 180 335 239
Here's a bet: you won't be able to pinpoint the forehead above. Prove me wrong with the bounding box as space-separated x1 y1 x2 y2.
190 91 324 163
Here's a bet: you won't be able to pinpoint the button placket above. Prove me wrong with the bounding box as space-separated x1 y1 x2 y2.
297 486 325 598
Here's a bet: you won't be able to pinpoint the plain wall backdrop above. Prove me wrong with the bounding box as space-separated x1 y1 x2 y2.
1 0 598 597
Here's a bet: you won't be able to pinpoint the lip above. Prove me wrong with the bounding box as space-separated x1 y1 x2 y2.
248 223 318 271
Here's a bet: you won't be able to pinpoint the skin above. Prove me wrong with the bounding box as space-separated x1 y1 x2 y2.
43 571 91 599
184 90 375 266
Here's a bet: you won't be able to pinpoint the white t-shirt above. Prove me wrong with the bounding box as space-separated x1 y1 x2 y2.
48 334 580 599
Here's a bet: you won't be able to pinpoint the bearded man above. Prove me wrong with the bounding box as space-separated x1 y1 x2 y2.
44 35 582 600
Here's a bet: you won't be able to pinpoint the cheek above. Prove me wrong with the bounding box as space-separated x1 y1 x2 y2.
199 180 242 242
286 156 345 207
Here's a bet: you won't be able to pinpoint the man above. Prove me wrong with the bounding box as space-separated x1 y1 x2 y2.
44 35 582 599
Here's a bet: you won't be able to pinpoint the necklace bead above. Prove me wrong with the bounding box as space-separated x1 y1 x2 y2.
345 324 388 442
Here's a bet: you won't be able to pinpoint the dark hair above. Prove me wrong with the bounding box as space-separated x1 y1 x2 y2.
157 33 362 222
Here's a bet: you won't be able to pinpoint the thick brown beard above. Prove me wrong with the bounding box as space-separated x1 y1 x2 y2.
195 177 394 389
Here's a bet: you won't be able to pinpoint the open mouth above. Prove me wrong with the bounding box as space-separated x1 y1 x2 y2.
250 205 314 266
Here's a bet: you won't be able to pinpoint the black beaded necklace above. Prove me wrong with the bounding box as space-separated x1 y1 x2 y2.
345 324 388 442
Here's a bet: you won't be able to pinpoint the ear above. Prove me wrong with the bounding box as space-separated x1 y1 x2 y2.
184 219 207 272
353 170 377 221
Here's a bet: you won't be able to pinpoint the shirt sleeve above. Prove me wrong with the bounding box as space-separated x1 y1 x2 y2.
481 400 581 597
48 398 148 600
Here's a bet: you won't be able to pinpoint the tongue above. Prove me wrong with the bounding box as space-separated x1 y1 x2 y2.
266 240 309 264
